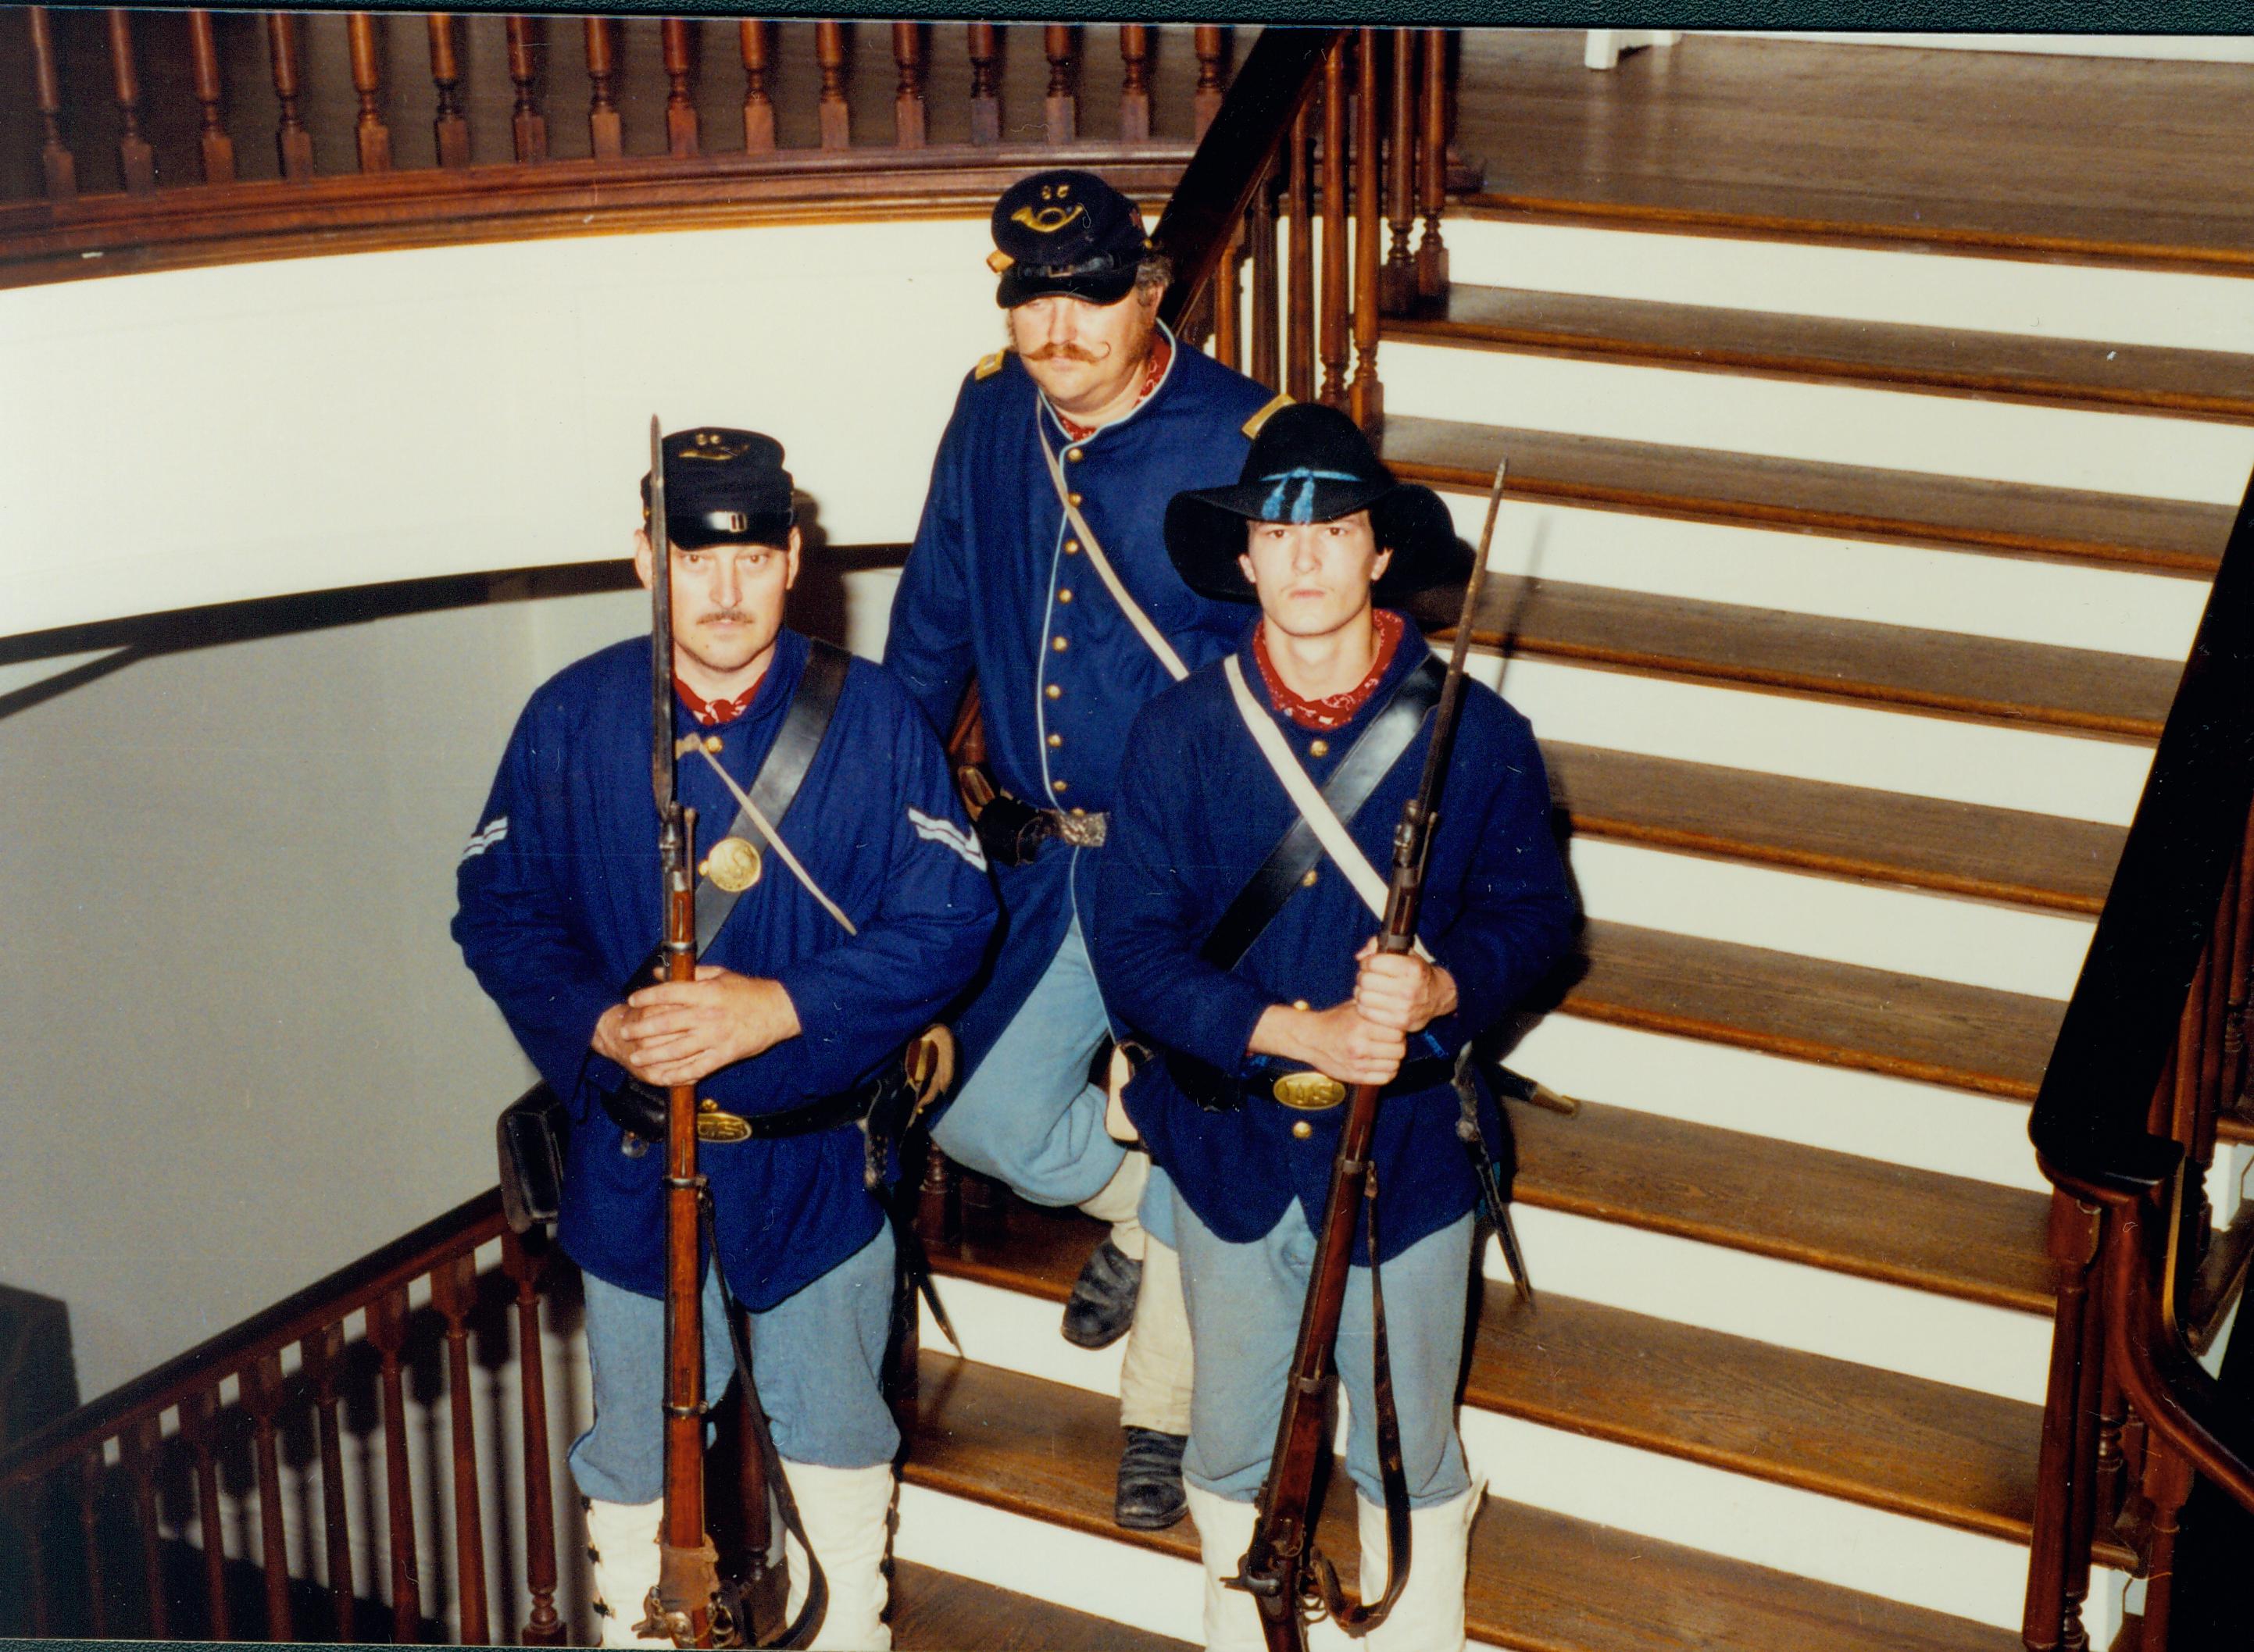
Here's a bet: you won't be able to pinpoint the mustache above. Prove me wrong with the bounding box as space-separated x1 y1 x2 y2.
697 610 749 625
1023 341 1107 364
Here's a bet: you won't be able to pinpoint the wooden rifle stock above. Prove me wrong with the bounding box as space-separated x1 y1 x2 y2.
1231 461 1508 1650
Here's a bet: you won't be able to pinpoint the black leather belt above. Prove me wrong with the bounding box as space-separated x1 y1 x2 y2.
1164 1051 1457 1115
973 790 1110 866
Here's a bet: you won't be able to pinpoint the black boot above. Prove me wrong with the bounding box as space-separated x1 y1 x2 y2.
1114 1426 1189 1530
1062 1236 1142 1349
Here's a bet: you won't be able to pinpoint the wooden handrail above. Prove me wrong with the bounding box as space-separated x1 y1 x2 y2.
0 1178 507 1493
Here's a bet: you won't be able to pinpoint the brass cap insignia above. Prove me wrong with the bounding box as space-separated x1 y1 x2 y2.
1011 202 1088 235
680 430 751 463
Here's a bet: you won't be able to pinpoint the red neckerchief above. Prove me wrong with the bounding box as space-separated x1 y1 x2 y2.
1052 332 1173 441
675 670 764 728
1253 610 1406 733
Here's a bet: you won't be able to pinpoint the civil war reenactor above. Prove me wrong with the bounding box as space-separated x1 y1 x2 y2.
1088 405 1578 1650
454 429 997 1649
882 167 1288 1529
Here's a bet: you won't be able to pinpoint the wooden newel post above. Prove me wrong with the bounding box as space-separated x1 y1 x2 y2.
187 11 234 184
662 19 698 158
348 14 394 173
509 16 550 162
28 9 78 199
105 10 157 192
1044 24 1078 145
966 23 1001 145
428 13 470 167
266 12 315 182
894 23 927 148
739 20 774 155
1118 26 1151 142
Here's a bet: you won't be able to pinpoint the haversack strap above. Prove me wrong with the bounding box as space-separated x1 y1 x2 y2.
1202 653 1444 971
1036 419 1190 683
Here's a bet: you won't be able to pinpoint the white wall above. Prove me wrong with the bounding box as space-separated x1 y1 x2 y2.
0 217 1004 640
0 219 977 1398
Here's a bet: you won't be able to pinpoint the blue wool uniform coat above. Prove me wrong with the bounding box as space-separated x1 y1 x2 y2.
1089 620 1578 1264
454 627 997 1309
882 331 1278 1076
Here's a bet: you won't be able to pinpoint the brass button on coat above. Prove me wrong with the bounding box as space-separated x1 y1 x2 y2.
1309 739 1330 758
1052 779 1069 794
1052 636 1069 651
1048 733 1063 748
1291 1121 1313 1140
1302 869 1319 887
1046 683 1063 699
1065 540 1081 555
1067 447 1084 462
1057 588 1074 603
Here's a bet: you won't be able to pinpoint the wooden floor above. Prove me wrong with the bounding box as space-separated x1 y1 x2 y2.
1452 31 2254 269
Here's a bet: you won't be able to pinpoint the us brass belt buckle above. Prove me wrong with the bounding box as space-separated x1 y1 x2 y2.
697 1097 752 1144
1272 1071 1347 1111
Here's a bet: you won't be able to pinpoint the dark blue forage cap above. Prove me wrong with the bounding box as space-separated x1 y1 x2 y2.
639 427 794 549
989 169 1152 309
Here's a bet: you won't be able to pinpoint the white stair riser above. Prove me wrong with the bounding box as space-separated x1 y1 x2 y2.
1477 652 2156 825
916 1287 2081 1637
1383 340 2254 504
1506 1016 2050 1193
1487 1217 2052 1404
1569 837 2094 998
1442 215 2254 353
898 1483 1509 1652
1445 490 2207 662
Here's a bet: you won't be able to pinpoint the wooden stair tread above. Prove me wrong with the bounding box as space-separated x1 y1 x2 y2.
1545 740 2126 915
1382 412 2232 576
928 1208 2119 1557
1451 31 2254 272
1514 1098 2056 1314
892 1559 1192 1651
1563 919 2064 1101
905 1351 2022 1652
1412 569 2181 740
1389 283 2254 422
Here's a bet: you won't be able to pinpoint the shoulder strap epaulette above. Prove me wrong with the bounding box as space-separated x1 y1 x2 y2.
973 349 1008 381
1242 391 1292 438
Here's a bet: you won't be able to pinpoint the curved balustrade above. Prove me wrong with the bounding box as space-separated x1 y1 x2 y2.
2022 464 2254 1651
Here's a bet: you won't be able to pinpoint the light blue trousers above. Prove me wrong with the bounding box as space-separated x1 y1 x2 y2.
931 915 1127 1208
1173 1190 1474 1508
567 1226 899 1504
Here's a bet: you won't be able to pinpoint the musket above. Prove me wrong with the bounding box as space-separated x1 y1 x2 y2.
636 416 740 1650
1230 461 1509 1652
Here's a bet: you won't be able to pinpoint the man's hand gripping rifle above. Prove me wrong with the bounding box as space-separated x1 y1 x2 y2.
1228 462 1509 1652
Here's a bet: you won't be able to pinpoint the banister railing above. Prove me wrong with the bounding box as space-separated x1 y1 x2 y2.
2022 462 2254 1651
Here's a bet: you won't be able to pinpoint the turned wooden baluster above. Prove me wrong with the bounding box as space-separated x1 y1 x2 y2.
966 24 1001 145
245 1353 294 1640
2057 1256 2107 1652
434 1254 491 1645
502 1229 566 1645
1284 102 1314 404
816 23 851 149
1416 30 1450 307
2024 1189 2102 1652
366 1287 422 1643
105 10 156 193
960 1169 1010 1245
506 16 548 162
892 23 927 148
125 1417 170 1640
79 1449 111 1636
1043 25 1078 145
187 12 234 184
1213 224 1243 373
2135 1441 2198 1652
1349 30 1384 432
739 21 774 154
660 19 697 158
1317 40 1348 408
1383 30 1416 315
426 15 469 167
266 12 314 182
184 1388 232 1640
28 9 78 199
303 1324 357 1637
1118 26 1151 141
347 15 392 173
917 1139 960 1251
584 18 622 159
1248 165 1281 391
1192 26 1227 137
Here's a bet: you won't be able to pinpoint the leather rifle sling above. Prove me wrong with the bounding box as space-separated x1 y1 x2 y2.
623 639 851 993
1202 653 1444 971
